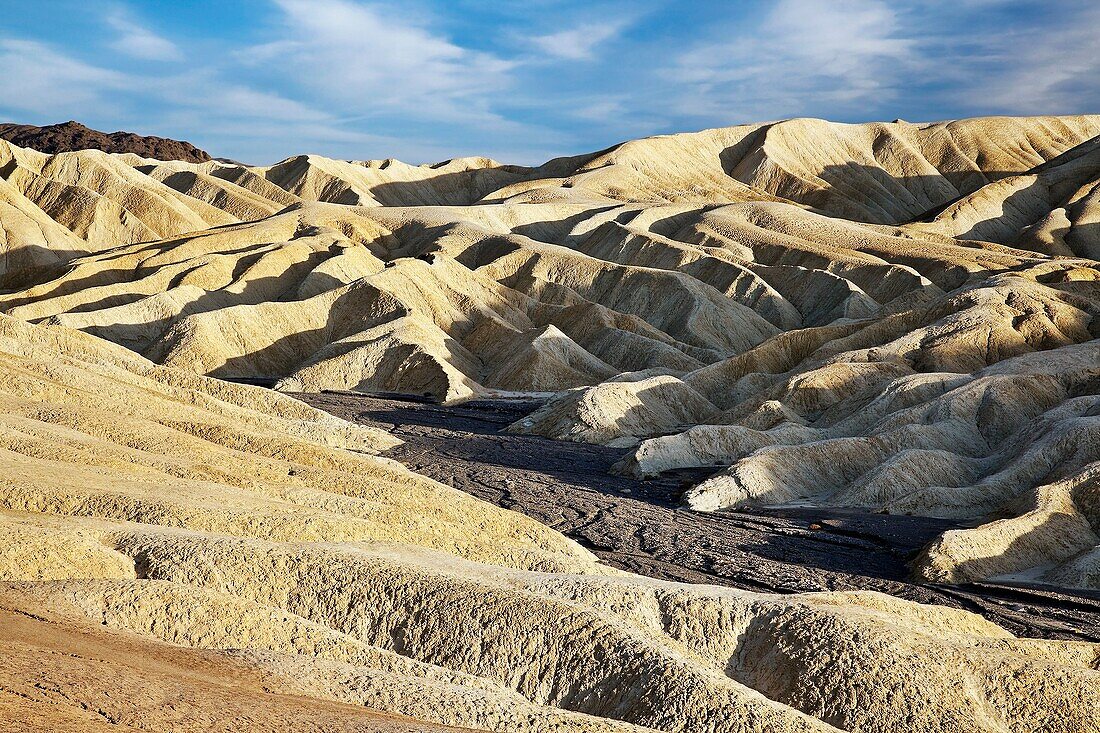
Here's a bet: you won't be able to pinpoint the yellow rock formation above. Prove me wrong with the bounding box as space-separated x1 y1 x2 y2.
1 115 1100 730
0 314 1097 732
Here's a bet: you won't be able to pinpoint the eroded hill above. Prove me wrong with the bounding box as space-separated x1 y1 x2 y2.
1 114 1099 730
0 313 1097 733
1 116 1099 591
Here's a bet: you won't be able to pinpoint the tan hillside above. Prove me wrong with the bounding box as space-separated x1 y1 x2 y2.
1 116 1099 592
1 114 1100 729
0 313 1097 732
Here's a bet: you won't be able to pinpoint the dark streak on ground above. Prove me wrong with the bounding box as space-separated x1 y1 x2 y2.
296 391 1100 642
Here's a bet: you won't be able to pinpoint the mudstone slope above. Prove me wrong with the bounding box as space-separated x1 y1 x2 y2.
0 314 1098 733
0 115 1099 730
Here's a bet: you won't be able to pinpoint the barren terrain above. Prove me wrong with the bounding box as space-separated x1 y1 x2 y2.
299 391 1100 642
0 120 212 162
1 115 1099 731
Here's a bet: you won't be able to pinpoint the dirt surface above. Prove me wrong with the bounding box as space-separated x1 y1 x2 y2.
296 390 1100 642
0 120 212 162
0 600 480 733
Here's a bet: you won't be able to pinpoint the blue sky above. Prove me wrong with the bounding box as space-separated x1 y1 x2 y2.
0 0 1096 164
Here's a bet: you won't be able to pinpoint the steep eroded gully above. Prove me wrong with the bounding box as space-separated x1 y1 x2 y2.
295 391 1100 642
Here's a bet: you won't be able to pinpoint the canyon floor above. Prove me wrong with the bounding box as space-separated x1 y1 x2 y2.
297 390 1100 642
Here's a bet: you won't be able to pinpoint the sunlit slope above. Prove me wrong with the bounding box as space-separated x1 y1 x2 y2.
518 260 1100 587
489 116 1100 219
1 115 1099 591
2 115 1096 260
907 131 1100 256
0 197 1048 401
0 313 1097 733
0 606 481 733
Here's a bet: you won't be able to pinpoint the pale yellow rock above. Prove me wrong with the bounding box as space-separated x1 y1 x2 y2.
2 117 1100 730
0 305 1097 732
2 121 1100 587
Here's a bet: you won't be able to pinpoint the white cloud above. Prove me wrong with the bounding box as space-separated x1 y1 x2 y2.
663 0 916 122
0 17 532 165
156 69 333 124
0 37 365 163
106 10 183 62
0 39 130 117
243 0 515 125
950 4 1100 113
529 20 627 61
573 98 626 121
0 39 325 127
5 0 1092 166
655 0 1100 127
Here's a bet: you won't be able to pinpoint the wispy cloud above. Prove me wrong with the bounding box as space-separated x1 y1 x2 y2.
664 0 915 122
105 9 183 62
243 0 515 126
0 39 130 117
654 0 1100 127
529 20 628 61
0 0 1096 164
157 70 333 124
943 2 1100 114
0 36 368 163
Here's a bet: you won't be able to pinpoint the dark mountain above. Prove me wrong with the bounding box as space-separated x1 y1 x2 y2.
0 120 212 163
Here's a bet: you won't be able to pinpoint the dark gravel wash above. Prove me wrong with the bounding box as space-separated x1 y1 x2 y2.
296 391 1100 642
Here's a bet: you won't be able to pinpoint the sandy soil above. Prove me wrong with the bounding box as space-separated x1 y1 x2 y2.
297 391 1100 642
0 603 482 733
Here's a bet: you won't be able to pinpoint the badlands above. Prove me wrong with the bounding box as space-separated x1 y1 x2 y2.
0 115 1099 731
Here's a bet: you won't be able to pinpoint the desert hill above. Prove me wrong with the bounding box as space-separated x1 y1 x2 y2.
0 120 212 163
0 313 1097 732
0 115 1098 593
0 114 1099 730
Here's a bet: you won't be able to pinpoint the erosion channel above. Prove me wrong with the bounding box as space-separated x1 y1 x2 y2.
294 390 1100 642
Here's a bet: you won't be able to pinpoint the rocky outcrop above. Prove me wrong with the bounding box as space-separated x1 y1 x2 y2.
0 120 212 162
